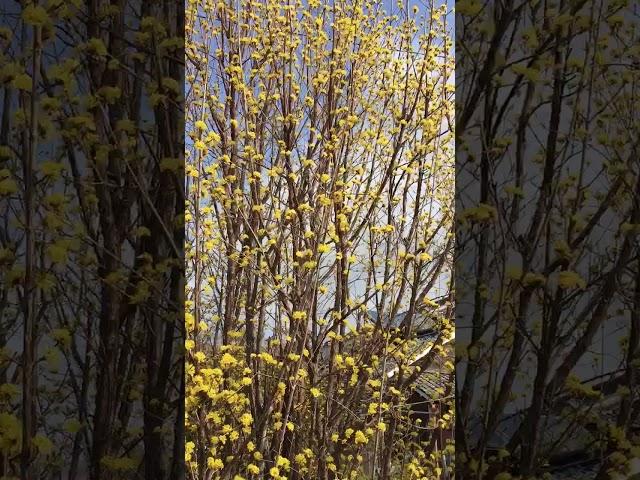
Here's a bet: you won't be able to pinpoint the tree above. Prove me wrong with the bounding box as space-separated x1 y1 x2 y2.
0 1 183 478
456 0 640 477
184 0 455 478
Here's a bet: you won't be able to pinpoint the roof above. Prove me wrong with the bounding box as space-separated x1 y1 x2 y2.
414 369 452 400
316 308 453 406
548 458 640 479
548 460 600 479
385 328 453 402
473 389 640 477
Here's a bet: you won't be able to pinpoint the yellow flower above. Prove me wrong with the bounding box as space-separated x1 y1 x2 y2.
269 467 280 478
22 5 50 26
240 413 253 427
63 418 83 434
558 271 586 290
207 457 224 471
185 442 195 462
512 64 541 82
354 430 368 444
522 272 546 287
47 241 70 265
32 434 54 455
259 352 277 365
419 252 433 262
193 351 206 363
220 352 237 369
310 388 321 398
495 473 512 480
318 243 331 253
86 38 108 56
0 413 21 453
133 226 151 238
97 86 121 103
0 384 18 402
0 383 20 400
0 178 17 196
247 464 260 475
51 329 71 348
461 203 496 223
292 310 307 320
11 73 31 91
0 147 12 159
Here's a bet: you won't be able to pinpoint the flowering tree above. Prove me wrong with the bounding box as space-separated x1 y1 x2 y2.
185 0 455 478
1 1 183 479
456 0 640 477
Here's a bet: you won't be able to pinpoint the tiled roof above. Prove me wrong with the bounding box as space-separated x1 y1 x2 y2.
381 328 452 402
318 309 453 406
414 369 451 400
548 460 600 479
475 395 640 478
